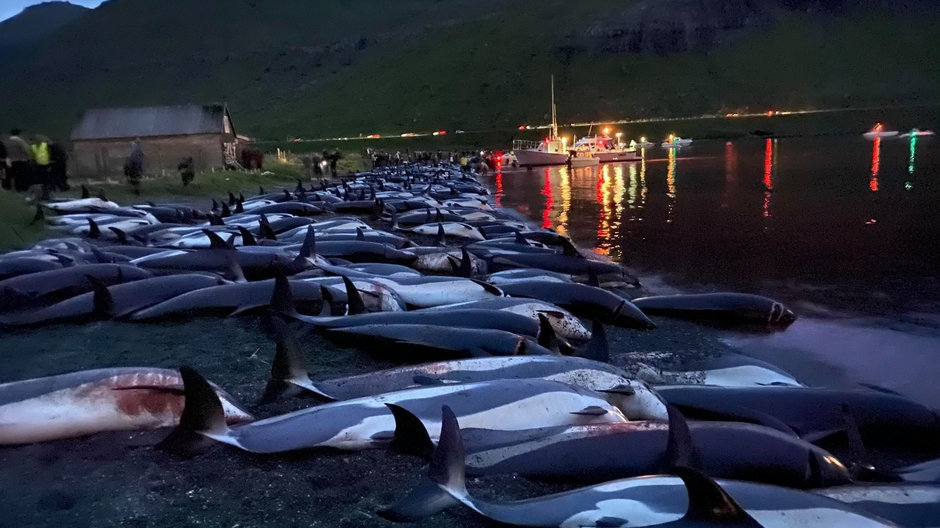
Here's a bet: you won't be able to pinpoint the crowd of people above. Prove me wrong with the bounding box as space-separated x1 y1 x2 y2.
365 148 498 173
300 150 343 180
1 129 69 195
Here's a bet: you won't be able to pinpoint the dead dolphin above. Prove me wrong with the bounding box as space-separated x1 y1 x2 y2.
0 367 251 445
632 293 797 329
0 274 227 326
497 280 655 329
387 404 850 488
161 367 632 454
379 407 895 527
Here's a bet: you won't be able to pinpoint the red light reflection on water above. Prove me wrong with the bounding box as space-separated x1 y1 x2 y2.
870 137 881 192
494 169 503 208
763 139 774 218
541 168 553 229
596 169 607 240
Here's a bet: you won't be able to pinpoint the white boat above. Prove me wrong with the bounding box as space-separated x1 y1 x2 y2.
662 136 692 148
863 123 899 140
900 129 935 138
569 154 599 168
512 76 569 167
571 135 640 163
636 138 656 149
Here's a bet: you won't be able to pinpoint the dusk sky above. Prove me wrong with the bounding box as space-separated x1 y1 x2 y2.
1 0 104 22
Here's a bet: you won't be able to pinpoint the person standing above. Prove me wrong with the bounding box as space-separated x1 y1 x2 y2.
0 138 8 190
328 149 341 175
177 157 195 186
48 140 69 191
31 135 52 193
6 130 33 192
124 139 144 195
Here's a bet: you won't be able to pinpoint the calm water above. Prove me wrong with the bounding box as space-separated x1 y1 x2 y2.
486 135 940 406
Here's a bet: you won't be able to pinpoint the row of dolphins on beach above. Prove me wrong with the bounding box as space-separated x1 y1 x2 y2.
1 163 939 527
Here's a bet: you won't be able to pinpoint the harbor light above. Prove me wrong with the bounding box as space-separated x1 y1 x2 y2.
603 127 611 135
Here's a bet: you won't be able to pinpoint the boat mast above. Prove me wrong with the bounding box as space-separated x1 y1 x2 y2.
550 75 558 140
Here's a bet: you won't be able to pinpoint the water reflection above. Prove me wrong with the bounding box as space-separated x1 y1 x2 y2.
867 137 881 225
541 168 553 229
494 168 503 207
723 142 738 209
494 170 503 207
487 136 938 315
558 165 571 236
906 134 918 191
666 148 677 224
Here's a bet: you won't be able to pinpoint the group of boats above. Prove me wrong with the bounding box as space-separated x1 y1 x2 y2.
863 123 935 140
511 78 692 168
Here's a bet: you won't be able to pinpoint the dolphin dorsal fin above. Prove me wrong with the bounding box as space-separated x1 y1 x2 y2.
203 229 233 250
577 319 610 362
87 275 114 316
237 226 257 246
674 467 762 526
386 403 435 460
435 223 446 247
662 404 698 471
341 276 366 315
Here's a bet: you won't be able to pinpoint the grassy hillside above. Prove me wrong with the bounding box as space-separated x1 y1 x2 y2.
0 1 89 48
1 0 938 142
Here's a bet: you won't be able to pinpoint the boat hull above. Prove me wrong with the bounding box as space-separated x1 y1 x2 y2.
515 150 569 167
570 157 599 168
863 131 899 140
595 151 640 163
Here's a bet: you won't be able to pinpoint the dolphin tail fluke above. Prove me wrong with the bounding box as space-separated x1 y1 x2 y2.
576 320 609 362
221 252 246 283
341 276 366 315
386 403 434 460
157 366 230 456
378 405 466 522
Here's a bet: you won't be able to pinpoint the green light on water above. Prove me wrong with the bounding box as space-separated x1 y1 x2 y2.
908 135 918 175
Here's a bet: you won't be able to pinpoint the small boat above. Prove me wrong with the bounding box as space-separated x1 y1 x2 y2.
569 154 599 168
513 77 569 167
570 135 639 163
661 135 692 148
636 137 656 149
900 129 935 138
863 123 899 140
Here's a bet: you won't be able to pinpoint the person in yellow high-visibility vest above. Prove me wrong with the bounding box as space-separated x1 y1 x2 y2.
30 135 51 193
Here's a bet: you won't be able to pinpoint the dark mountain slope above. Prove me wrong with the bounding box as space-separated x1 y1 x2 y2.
1 0 938 140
